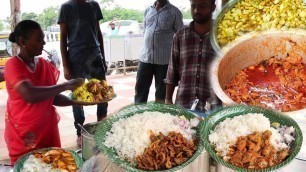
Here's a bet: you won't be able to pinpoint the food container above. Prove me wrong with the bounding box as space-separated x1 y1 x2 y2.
210 30 306 117
211 0 306 53
81 121 100 161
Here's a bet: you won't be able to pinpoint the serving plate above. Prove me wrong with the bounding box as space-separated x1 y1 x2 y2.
200 105 303 172
14 147 83 172
70 93 117 106
94 102 204 172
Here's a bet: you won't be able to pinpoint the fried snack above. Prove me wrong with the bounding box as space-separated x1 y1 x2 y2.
227 130 289 169
33 148 78 172
136 131 197 170
72 78 114 102
217 0 306 47
225 53 306 112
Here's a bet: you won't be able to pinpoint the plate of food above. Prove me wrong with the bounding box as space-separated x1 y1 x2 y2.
14 147 83 172
201 105 303 171
94 102 204 172
70 78 116 105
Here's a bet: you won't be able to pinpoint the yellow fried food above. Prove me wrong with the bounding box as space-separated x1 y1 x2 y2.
72 78 114 102
33 148 78 172
217 0 306 47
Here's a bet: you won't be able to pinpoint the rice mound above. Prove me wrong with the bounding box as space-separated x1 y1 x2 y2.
208 113 272 159
104 111 195 160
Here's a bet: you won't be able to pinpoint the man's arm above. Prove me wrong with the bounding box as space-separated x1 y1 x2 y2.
165 84 175 104
164 33 181 104
97 22 107 71
173 9 184 32
59 22 71 80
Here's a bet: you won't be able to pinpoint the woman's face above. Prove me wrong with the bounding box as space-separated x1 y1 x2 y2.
22 29 46 57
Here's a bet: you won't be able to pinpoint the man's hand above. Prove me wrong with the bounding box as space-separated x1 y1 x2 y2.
63 67 72 80
165 98 173 105
103 62 108 72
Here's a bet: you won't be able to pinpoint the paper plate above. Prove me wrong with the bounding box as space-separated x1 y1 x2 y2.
201 105 303 172
94 102 204 172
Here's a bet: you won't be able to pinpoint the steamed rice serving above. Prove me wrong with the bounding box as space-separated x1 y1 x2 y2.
104 111 199 161
208 113 295 160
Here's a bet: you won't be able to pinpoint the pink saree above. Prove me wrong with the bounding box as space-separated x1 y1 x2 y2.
4 56 61 165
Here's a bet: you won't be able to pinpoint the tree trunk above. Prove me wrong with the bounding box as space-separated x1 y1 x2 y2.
10 0 20 56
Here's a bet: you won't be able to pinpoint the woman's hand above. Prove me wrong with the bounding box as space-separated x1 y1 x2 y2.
64 78 84 90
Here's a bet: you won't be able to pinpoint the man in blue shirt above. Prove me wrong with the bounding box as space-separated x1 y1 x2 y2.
135 0 183 103
108 19 121 36
58 0 108 147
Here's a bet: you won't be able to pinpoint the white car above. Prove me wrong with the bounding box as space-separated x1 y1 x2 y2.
100 20 141 36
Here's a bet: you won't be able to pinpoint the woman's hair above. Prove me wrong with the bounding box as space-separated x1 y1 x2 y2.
9 20 42 45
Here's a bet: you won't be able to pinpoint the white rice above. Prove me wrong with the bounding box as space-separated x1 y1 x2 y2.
208 113 288 160
104 111 196 160
21 155 53 172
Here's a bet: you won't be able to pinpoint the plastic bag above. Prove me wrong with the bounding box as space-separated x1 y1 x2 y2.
79 153 106 172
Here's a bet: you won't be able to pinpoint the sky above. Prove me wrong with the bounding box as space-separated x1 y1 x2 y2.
0 0 190 20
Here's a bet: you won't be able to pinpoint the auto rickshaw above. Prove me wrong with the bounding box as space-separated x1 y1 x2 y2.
0 33 11 82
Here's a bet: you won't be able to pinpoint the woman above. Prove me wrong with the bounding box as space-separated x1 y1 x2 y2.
4 20 84 165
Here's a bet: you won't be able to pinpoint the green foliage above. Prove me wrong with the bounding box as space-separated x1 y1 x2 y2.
0 21 4 31
100 0 115 9
182 9 192 19
101 6 144 23
36 6 59 30
21 12 38 21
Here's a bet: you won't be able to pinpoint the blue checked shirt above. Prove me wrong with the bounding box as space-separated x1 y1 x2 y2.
139 1 183 65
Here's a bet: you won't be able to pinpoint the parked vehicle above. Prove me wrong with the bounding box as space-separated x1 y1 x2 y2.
100 20 141 36
0 33 11 82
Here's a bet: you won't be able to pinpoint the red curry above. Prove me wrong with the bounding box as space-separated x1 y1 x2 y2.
225 53 306 112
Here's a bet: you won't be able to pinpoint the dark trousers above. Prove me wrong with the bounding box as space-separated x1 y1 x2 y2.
69 53 108 137
134 62 168 103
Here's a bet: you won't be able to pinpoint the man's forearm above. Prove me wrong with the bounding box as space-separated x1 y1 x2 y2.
165 83 176 103
60 39 69 69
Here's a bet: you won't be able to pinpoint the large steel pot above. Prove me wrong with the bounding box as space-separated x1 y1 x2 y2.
81 121 100 161
210 30 306 118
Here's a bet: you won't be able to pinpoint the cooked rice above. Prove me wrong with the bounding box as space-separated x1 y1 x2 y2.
208 113 283 159
103 111 196 160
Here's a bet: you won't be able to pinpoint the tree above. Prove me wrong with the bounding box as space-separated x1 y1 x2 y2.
0 21 4 31
21 12 38 21
99 0 143 23
99 0 115 9
182 9 192 19
102 6 143 23
37 6 59 30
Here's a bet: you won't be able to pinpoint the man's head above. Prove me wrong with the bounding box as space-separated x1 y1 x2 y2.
190 0 216 24
110 23 115 30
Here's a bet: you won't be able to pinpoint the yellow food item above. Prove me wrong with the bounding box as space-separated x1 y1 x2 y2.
72 78 114 102
33 148 78 172
217 0 306 46
0 81 6 89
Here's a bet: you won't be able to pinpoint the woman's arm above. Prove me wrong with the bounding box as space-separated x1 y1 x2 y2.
16 78 84 103
53 94 76 106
